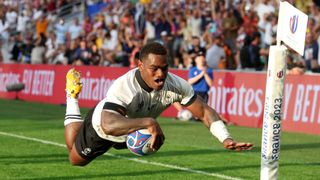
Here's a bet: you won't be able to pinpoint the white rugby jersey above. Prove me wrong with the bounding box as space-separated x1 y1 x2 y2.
92 68 196 142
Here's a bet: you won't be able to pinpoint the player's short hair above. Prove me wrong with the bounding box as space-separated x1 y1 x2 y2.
139 42 167 61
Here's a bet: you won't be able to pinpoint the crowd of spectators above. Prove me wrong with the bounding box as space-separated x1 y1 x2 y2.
0 0 320 74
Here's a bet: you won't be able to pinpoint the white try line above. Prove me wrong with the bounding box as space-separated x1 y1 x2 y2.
0 131 242 180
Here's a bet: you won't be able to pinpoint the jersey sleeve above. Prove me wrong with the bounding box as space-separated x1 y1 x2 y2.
103 76 132 116
171 73 196 106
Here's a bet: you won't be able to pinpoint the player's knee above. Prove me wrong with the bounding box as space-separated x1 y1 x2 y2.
69 156 88 166
70 161 87 166
68 152 89 166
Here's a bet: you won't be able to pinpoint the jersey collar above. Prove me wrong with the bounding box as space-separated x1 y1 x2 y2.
135 70 153 93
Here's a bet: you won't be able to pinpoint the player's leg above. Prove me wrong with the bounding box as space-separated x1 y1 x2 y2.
73 107 117 164
64 69 117 166
64 68 88 165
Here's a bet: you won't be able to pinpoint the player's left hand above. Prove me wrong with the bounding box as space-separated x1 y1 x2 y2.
223 138 253 151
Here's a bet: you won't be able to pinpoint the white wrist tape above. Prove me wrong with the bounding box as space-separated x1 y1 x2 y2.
210 120 232 143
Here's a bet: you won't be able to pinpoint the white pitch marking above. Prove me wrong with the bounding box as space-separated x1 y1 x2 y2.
0 131 242 180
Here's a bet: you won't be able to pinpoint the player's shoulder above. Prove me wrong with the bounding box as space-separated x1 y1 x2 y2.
113 68 137 84
166 71 190 89
167 71 185 83
108 68 137 92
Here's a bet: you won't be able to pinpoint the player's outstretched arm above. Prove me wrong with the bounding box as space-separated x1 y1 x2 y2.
101 111 165 150
223 139 253 151
186 96 253 151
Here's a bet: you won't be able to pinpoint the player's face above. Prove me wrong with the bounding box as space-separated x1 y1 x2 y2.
138 53 168 90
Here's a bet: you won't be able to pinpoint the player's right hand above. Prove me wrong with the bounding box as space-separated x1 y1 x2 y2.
147 118 165 151
223 138 253 151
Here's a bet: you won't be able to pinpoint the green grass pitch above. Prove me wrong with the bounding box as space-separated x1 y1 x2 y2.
0 99 319 179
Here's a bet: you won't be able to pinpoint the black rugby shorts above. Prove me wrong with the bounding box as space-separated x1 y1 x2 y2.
75 107 127 161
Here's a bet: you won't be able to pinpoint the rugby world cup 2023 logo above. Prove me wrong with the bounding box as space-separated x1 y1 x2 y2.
277 70 284 79
290 15 299 34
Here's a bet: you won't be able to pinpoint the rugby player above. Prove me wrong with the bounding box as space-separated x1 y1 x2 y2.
64 42 253 166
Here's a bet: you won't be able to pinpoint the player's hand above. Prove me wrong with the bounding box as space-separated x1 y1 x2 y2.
147 118 165 151
223 138 253 151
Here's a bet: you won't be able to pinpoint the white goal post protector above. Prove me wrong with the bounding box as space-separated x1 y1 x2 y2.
260 1 308 179
260 45 287 180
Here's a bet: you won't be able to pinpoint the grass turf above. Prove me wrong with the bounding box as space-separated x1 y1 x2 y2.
0 99 319 179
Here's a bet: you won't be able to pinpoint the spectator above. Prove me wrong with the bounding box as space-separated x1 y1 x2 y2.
242 8 259 37
65 39 77 65
31 35 46 64
240 32 266 71
186 36 206 68
45 31 58 64
32 6 43 21
20 36 35 64
201 8 214 33
102 31 117 66
83 15 93 35
90 44 102 66
95 27 104 49
55 18 68 45
188 52 213 103
240 35 254 70
223 44 237 70
10 32 23 63
74 38 92 65
46 0 56 13
254 0 275 32
287 53 305 75
206 35 225 70
303 32 320 72
159 31 175 67
68 18 83 40
264 13 277 46
16 10 31 35
221 8 238 53
143 13 156 44
190 10 202 37
154 14 171 40
36 14 49 38
134 2 145 37
174 52 213 121
52 44 68 65
129 38 143 68
5 6 17 32
0 9 10 62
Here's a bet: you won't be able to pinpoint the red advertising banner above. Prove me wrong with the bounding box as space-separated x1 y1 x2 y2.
0 64 319 135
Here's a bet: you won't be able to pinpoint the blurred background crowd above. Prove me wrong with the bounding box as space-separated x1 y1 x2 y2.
0 0 319 74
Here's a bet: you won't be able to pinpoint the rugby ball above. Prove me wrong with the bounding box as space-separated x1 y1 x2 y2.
177 109 193 121
126 129 155 156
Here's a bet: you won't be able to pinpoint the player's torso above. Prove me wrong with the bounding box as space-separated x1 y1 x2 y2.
126 86 177 118
104 69 191 118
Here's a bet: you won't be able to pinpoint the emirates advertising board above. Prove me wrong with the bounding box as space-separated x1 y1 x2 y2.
0 64 319 135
